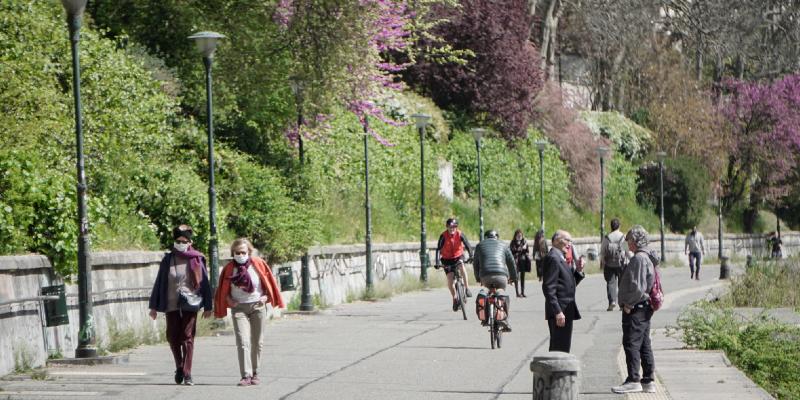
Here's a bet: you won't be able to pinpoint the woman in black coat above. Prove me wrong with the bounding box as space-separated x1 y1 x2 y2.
510 229 532 297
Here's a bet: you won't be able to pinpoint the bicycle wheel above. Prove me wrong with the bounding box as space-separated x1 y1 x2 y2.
458 277 468 320
488 303 496 349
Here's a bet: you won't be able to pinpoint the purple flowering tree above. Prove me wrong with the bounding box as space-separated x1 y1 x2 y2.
406 0 544 139
721 74 800 231
276 0 415 146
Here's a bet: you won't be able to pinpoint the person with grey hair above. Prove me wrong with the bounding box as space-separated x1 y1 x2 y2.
612 225 657 394
541 230 585 353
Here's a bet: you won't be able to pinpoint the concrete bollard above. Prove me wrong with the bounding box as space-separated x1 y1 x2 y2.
719 256 730 279
530 352 580 400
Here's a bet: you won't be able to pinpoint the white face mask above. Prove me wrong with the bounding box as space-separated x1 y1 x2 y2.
234 254 249 264
173 242 189 252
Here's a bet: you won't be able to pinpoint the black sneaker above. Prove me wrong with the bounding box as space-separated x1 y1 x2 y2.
183 375 194 386
174 369 184 385
465 288 472 297
452 299 459 312
499 321 512 332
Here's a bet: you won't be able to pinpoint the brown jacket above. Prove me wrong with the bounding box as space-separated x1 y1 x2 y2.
214 256 285 318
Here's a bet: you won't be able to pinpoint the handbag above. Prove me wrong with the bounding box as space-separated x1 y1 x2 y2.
178 290 203 312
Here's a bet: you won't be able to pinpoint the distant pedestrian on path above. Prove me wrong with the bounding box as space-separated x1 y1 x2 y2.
769 233 783 259
612 225 657 394
532 230 548 282
600 218 626 311
542 230 585 353
214 238 285 386
435 218 474 311
684 226 705 280
509 229 531 297
148 224 213 386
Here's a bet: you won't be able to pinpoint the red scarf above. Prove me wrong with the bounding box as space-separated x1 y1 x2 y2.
172 246 204 289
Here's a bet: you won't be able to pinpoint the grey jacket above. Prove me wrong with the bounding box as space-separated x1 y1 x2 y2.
473 238 517 280
618 248 656 307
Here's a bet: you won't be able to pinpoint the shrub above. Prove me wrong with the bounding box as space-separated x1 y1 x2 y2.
580 111 654 160
637 156 711 232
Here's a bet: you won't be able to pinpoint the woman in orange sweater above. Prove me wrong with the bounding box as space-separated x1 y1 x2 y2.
214 238 285 386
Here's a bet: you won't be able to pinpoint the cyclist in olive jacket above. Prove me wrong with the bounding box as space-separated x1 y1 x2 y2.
435 218 474 311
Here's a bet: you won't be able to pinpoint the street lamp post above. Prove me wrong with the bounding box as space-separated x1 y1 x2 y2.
472 128 486 241
363 119 373 291
597 146 610 242
412 114 431 283
188 31 225 291
60 0 96 359
657 151 667 262
535 140 547 234
717 185 723 260
289 77 305 165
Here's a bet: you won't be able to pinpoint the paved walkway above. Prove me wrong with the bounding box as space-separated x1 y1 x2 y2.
0 265 775 399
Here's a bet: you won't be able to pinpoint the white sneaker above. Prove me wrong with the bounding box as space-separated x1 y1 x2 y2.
642 382 656 393
612 381 642 393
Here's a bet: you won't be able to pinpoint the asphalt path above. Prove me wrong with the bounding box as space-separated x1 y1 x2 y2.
0 264 732 400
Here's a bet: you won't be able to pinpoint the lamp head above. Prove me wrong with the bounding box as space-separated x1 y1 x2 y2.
471 128 486 141
411 113 431 129
60 0 87 17
188 31 226 58
535 140 547 152
656 151 667 162
596 146 610 158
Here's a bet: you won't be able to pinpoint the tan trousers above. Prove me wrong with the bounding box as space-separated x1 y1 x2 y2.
231 302 267 378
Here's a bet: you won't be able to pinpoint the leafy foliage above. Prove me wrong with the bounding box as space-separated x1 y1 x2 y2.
637 157 711 232
580 111 653 160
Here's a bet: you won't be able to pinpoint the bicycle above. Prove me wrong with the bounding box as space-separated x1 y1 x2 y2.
435 259 469 320
478 286 509 349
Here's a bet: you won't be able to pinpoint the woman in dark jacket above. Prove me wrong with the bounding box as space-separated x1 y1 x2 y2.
510 229 531 297
148 224 213 386
533 230 548 282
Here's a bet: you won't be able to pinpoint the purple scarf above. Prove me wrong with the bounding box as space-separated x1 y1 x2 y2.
231 260 255 293
172 246 205 289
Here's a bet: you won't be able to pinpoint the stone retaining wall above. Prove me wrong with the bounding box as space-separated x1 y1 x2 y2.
1 232 796 376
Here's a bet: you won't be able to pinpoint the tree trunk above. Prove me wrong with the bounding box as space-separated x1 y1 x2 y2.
712 53 723 103
695 34 703 81
540 0 562 80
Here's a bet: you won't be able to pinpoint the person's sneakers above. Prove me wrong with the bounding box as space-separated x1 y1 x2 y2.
238 376 252 386
452 299 459 312
250 374 261 385
611 381 642 393
174 369 184 385
183 376 194 386
607 303 616 311
641 381 656 393
465 288 472 297
498 321 512 332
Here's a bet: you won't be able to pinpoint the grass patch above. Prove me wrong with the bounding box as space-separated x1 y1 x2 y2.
99 318 164 354
286 292 329 311
352 271 449 302
671 258 800 399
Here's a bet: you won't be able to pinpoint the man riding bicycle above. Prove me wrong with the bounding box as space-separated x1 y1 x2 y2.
473 230 517 332
435 218 474 312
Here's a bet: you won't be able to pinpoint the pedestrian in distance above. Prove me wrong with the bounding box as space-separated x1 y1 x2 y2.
435 218 474 312
684 226 705 280
612 225 658 394
600 218 627 311
769 232 783 259
532 230 548 282
541 230 585 353
148 224 213 386
509 229 531 297
214 238 285 386
473 230 517 331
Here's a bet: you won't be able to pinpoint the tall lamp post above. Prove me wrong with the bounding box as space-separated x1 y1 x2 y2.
289 77 305 165
188 31 225 291
597 146 610 242
412 114 431 283
363 119 373 291
656 151 667 262
472 128 486 241
535 140 547 233
717 184 723 260
61 0 95 359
